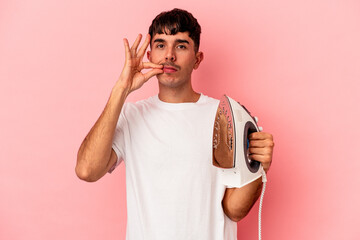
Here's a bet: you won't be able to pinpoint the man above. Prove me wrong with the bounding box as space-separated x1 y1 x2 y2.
76 8 274 240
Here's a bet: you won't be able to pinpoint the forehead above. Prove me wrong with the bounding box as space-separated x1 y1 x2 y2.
151 32 194 44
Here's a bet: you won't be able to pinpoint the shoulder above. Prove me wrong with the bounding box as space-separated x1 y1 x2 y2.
122 95 157 116
198 93 220 107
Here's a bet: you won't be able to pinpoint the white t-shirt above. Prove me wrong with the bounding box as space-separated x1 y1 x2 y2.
111 93 237 240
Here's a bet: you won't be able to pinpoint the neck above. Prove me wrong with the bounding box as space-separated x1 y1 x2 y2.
158 82 200 103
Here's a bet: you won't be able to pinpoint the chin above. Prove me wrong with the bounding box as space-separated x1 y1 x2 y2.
158 80 182 88
157 75 184 88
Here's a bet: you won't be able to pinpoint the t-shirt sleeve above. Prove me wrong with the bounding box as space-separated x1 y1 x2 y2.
108 104 128 173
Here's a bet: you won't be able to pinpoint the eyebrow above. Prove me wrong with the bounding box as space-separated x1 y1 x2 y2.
176 39 190 44
153 38 190 44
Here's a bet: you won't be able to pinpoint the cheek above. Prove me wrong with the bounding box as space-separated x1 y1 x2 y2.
182 56 197 70
148 54 155 63
149 51 161 63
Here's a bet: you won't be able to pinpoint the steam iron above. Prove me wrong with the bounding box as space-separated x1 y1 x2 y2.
212 95 264 188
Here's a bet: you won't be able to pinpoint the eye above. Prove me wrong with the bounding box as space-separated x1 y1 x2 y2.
156 44 165 49
177 45 187 49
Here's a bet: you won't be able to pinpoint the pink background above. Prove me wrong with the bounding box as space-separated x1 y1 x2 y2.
1 0 359 239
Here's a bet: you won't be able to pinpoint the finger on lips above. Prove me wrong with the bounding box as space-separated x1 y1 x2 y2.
144 68 164 80
143 62 164 69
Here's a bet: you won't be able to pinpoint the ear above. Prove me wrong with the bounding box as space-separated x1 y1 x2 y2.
193 51 204 70
147 51 151 61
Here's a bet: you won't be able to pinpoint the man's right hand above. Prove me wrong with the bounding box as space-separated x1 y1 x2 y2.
116 34 163 95
76 34 162 182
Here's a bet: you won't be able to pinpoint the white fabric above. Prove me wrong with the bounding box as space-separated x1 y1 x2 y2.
111 93 237 240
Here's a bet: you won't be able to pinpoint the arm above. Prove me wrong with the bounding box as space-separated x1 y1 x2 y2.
222 132 274 221
222 178 263 222
75 34 163 182
75 87 127 182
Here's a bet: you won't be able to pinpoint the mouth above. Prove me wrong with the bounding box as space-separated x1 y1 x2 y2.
162 64 179 73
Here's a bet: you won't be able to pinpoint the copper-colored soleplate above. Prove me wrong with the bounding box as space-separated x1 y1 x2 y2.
212 95 235 169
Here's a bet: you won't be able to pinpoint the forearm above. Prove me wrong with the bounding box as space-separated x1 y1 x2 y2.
222 177 263 222
75 84 128 181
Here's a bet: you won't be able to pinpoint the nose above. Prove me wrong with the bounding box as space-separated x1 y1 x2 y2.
165 48 176 62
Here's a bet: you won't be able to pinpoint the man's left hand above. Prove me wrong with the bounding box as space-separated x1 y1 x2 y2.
248 132 274 173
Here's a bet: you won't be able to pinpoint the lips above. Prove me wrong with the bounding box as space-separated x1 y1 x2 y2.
163 66 178 73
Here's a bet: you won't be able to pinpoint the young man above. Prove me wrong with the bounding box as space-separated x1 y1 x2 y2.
76 8 274 240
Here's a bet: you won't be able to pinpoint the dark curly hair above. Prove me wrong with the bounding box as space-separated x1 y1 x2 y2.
148 8 201 52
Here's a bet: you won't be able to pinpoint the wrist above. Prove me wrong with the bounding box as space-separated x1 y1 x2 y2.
110 84 130 103
112 78 131 97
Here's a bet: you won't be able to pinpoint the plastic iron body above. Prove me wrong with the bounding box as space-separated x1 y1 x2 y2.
212 95 264 188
